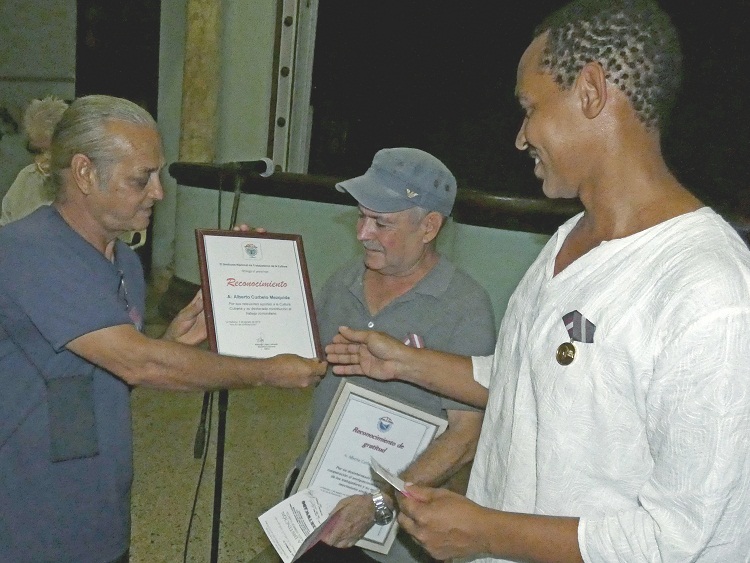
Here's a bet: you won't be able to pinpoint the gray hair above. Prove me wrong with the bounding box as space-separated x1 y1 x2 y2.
48 95 157 194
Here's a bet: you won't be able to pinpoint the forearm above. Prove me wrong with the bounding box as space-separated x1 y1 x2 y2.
400 410 482 487
403 348 487 408
483 511 583 563
123 337 282 390
67 325 313 391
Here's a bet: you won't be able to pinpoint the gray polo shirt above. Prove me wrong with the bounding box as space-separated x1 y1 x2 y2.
308 255 496 447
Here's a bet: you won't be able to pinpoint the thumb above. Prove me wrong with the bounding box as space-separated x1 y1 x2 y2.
339 325 364 342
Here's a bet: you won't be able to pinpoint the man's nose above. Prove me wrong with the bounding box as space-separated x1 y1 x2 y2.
149 176 164 201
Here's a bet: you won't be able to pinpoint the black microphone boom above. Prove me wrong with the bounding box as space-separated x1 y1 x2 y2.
227 157 274 177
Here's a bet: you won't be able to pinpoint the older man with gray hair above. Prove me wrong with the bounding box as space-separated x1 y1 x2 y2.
0 94 325 562
290 147 496 563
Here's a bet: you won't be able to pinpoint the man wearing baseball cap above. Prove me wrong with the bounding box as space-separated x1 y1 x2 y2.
289 147 496 562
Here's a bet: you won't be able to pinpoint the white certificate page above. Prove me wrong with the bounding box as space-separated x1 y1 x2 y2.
303 390 443 548
202 234 317 358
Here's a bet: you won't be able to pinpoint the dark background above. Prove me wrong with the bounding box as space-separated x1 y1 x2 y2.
308 1 750 213
76 1 750 215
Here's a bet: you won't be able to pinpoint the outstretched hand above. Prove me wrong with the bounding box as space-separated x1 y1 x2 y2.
162 290 207 345
325 326 408 381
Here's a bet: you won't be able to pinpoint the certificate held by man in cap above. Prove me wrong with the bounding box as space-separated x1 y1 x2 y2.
286 381 448 554
196 229 322 358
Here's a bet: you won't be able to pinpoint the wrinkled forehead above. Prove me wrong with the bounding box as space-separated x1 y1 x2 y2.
358 204 414 223
106 120 164 164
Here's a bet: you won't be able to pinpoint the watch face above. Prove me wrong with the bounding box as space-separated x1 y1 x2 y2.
372 493 394 525
374 506 393 525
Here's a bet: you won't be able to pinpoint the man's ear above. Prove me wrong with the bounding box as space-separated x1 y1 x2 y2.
577 61 607 119
70 153 97 194
421 211 444 243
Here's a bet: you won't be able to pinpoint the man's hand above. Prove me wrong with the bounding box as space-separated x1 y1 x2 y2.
162 290 207 345
325 326 407 380
264 354 327 388
232 224 266 233
397 484 487 561
318 494 376 548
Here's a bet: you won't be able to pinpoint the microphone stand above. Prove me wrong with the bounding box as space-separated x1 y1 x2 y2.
191 167 243 563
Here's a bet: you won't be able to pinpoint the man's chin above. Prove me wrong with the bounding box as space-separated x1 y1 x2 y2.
541 181 577 200
363 257 385 271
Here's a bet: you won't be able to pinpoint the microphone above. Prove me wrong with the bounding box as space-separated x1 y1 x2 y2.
226 157 275 177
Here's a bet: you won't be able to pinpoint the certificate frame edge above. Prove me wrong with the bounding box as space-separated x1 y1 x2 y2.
195 229 323 358
292 380 449 553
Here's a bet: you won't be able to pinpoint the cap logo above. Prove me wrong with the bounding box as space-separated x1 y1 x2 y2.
406 189 419 199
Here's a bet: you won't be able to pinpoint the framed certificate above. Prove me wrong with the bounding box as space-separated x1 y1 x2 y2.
195 229 322 358
293 380 448 554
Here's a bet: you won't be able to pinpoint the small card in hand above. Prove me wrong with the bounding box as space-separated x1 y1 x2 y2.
370 457 411 497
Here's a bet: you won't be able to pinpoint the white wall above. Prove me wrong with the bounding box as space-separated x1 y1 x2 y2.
155 0 278 284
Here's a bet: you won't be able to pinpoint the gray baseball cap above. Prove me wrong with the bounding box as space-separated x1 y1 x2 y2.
336 147 457 216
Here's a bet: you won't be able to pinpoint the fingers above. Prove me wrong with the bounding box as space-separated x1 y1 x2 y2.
402 483 431 502
397 511 417 536
312 358 328 376
338 325 366 342
177 291 203 318
232 224 267 233
331 364 365 376
298 358 326 387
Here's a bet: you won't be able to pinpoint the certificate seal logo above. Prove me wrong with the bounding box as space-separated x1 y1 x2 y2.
377 416 393 432
243 242 260 259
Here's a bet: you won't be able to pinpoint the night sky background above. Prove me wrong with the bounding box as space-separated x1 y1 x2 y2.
76 1 750 215
308 1 750 215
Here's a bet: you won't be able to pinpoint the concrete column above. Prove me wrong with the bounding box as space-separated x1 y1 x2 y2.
179 0 222 162
153 0 222 299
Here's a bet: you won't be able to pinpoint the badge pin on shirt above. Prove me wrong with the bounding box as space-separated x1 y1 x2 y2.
556 310 595 366
403 333 424 348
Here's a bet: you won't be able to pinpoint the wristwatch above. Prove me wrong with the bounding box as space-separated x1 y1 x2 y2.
371 492 394 525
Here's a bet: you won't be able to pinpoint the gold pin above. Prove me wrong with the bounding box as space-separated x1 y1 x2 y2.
556 341 576 366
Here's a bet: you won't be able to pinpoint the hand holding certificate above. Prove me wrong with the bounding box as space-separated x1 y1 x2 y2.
260 457 411 563
260 381 448 557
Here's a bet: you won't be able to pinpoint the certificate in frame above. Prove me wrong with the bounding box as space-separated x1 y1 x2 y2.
293 380 448 554
195 229 322 359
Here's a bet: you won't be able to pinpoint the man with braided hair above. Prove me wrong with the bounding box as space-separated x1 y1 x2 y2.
324 1 750 561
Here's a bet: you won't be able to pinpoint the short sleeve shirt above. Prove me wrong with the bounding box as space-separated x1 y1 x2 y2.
0 205 145 562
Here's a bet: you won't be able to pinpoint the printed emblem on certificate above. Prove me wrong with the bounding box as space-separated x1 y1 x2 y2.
196 229 322 358
293 381 448 554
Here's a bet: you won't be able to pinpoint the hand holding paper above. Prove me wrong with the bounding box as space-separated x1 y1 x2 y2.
396 485 488 562
370 457 411 497
258 488 339 563
316 493 377 549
